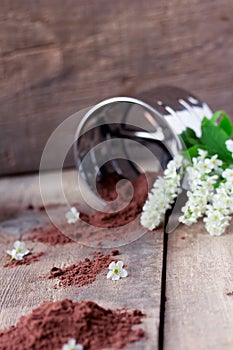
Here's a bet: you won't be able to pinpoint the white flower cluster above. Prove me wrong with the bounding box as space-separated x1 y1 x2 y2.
179 147 233 236
140 155 183 230
204 168 233 235
141 140 233 236
179 150 222 226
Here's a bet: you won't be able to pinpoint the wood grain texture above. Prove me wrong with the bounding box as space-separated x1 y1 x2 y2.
164 222 233 350
0 170 164 350
0 0 233 174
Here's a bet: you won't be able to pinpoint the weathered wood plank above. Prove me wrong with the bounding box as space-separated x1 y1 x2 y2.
0 170 164 349
0 0 233 174
164 222 233 350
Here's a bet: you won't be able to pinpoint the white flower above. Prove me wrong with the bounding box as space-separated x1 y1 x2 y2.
222 168 233 190
65 207 80 224
62 338 83 350
9 242 29 260
222 168 233 180
173 154 184 168
205 154 222 170
197 149 208 159
6 241 30 261
225 139 233 154
107 261 128 281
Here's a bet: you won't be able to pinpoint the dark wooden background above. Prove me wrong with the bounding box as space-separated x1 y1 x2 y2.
0 0 233 175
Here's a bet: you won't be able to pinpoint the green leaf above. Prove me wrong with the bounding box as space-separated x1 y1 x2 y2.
219 114 233 138
179 127 200 148
209 110 233 138
200 117 233 162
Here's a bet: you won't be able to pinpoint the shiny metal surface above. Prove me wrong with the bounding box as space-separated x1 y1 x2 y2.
74 86 212 185
74 86 212 228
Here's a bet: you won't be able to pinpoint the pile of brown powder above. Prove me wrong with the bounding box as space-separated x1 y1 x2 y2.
0 299 145 349
4 252 44 268
28 225 74 245
49 250 119 287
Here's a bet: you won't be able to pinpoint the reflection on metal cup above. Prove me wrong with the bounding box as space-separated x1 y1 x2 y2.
74 85 212 204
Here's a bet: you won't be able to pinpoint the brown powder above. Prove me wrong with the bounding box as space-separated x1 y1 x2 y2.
4 252 44 268
226 290 233 296
38 205 46 211
49 250 119 287
0 299 145 349
24 173 156 246
64 173 157 245
28 225 74 245
27 204 45 211
80 172 152 228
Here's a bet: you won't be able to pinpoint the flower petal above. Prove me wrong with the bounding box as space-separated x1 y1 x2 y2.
22 249 30 256
120 269 128 278
107 271 114 279
112 274 120 281
68 338 76 346
20 242 26 249
116 261 123 269
6 250 13 256
14 241 22 249
226 140 233 153
15 253 24 260
108 261 116 270
71 207 77 214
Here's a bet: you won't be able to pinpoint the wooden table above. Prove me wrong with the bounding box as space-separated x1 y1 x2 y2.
0 170 233 349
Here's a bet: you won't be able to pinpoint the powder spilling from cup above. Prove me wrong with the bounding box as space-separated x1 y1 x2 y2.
80 172 152 228
25 173 156 247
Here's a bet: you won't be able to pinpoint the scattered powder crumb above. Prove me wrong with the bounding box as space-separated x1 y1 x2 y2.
38 205 45 211
26 204 45 211
49 250 119 287
111 249 120 256
4 252 44 268
0 299 145 350
28 225 74 245
226 291 233 296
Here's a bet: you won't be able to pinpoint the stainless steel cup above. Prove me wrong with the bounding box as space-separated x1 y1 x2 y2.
74 86 212 200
